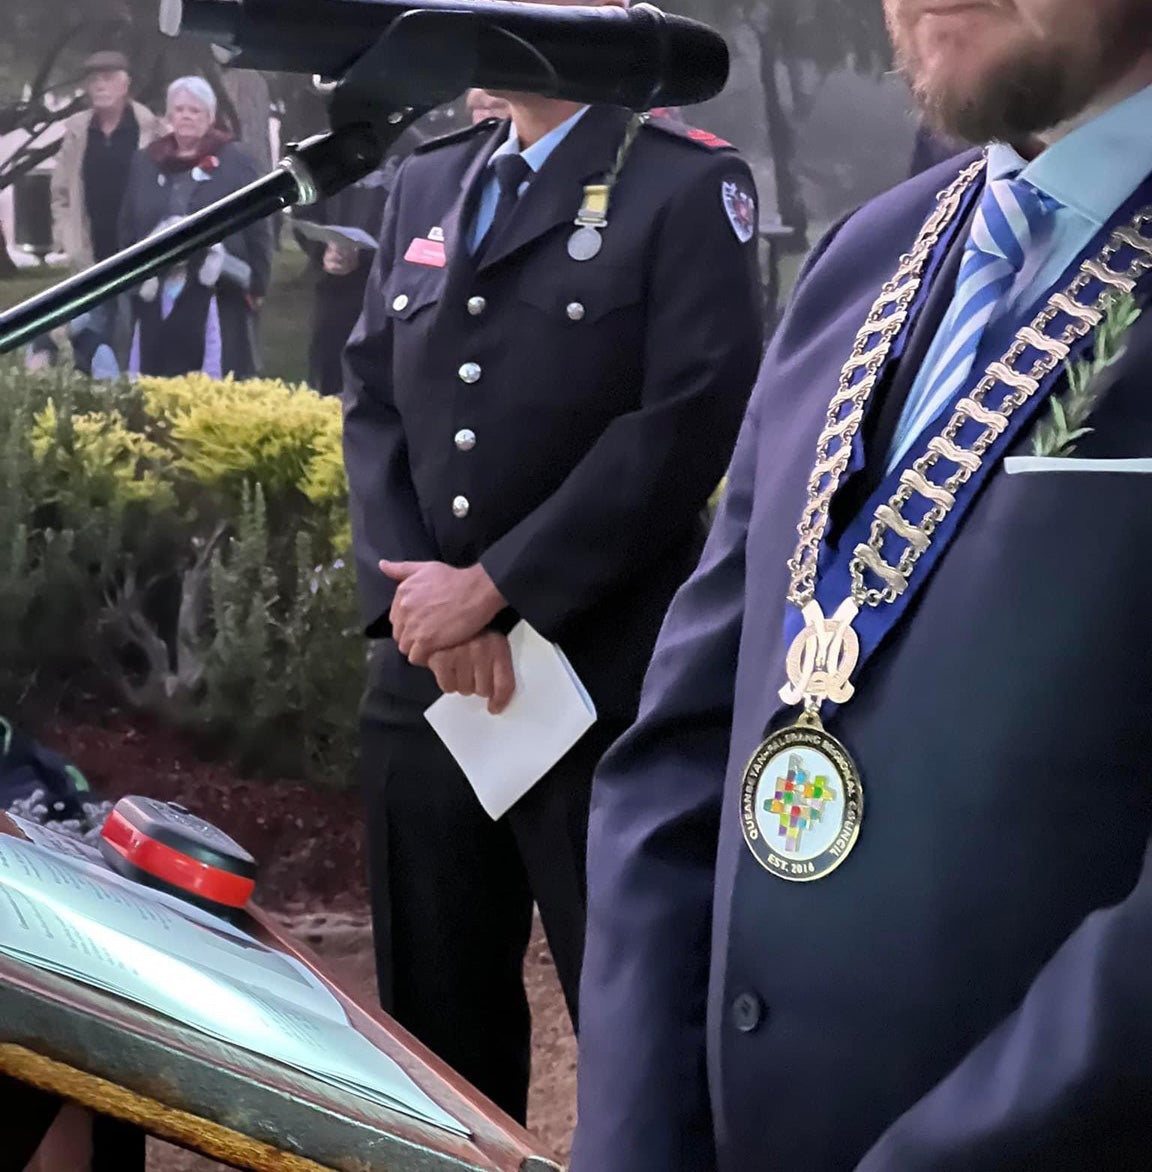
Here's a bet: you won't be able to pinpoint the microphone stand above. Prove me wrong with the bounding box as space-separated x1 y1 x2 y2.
0 10 480 354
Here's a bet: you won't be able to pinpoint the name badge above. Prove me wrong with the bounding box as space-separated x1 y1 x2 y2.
405 237 447 268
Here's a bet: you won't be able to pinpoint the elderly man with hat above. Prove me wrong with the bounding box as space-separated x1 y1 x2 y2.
45 51 162 373
51 52 162 274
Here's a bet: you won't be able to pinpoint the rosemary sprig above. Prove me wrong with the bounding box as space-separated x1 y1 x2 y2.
1029 292 1143 458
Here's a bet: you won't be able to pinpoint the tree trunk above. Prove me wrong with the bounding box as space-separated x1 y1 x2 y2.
754 24 809 254
0 223 18 278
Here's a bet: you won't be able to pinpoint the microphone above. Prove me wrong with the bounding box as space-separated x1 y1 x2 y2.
167 0 730 110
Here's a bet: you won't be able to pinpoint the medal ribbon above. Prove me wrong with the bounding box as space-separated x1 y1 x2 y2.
572 113 647 237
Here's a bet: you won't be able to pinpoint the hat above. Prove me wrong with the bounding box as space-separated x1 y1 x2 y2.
83 51 130 75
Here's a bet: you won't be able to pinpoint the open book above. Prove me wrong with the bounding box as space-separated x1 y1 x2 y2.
0 829 466 1136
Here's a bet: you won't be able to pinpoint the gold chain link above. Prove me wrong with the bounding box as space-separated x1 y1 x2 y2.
848 208 1152 606
785 158 1152 614
787 159 987 606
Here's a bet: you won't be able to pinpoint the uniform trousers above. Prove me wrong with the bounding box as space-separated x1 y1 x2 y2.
360 705 626 1122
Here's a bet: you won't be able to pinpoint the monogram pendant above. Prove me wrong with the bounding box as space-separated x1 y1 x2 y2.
740 713 863 882
780 599 861 707
741 598 865 881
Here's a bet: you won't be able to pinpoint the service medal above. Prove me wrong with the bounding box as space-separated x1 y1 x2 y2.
568 226 603 262
740 715 863 883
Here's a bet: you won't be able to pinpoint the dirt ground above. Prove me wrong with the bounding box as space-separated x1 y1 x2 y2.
35 713 579 1168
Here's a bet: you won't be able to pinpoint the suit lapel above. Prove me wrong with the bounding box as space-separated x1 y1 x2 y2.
828 202 974 533
476 105 633 273
439 121 506 281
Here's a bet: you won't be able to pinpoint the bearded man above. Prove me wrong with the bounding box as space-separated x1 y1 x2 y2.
572 2 1152 1169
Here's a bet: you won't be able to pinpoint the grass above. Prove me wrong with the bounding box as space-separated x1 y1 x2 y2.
1 232 816 381
0 240 317 387
258 240 314 386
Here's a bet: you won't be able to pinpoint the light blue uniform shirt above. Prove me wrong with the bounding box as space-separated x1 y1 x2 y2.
889 84 1152 469
468 106 591 253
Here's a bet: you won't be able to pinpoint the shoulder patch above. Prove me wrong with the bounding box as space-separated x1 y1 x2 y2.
645 116 735 152
413 119 504 156
721 175 758 244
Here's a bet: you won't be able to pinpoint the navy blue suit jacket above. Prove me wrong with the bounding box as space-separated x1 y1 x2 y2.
575 153 1152 1171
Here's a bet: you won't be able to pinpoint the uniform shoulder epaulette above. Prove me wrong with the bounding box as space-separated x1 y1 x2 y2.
644 115 736 152
413 118 503 156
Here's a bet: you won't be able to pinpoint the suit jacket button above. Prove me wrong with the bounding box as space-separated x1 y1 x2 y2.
455 429 477 452
566 301 586 322
730 992 764 1034
391 293 410 312
458 362 482 384
452 495 471 519
467 296 487 316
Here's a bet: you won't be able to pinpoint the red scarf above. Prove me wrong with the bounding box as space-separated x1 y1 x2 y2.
146 126 233 174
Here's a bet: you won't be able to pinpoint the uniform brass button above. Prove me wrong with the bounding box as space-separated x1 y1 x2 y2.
566 301 586 322
391 293 410 312
467 296 487 316
455 429 477 452
452 495 471 519
730 992 764 1034
458 362 482 384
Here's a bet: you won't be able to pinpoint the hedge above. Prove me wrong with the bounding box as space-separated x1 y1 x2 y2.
0 359 363 782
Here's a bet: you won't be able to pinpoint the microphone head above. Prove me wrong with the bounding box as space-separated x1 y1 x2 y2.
648 11 730 107
172 0 732 111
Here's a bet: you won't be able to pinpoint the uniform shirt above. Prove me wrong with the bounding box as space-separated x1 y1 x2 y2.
467 106 590 252
890 83 1152 467
83 105 139 263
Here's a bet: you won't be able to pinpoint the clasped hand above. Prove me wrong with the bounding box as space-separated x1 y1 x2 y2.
379 560 515 714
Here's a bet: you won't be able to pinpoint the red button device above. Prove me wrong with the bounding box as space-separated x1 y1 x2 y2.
100 796 257 915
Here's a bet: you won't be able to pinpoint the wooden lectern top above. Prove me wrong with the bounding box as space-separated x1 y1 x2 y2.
0 813 562 1172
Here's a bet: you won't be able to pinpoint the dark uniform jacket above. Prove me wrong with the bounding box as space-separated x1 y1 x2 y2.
344 105 764 719
575 151 1152 1171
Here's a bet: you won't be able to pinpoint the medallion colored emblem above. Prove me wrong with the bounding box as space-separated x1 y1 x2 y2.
722 178 757 244
740 720 863 882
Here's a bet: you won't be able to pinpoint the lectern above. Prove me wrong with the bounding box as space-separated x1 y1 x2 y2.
0 813 562 1172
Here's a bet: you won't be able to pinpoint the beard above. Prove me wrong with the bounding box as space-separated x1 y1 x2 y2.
897 3 1152 144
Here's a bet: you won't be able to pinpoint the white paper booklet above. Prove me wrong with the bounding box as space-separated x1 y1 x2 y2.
292 219 379 251
424 621 598 820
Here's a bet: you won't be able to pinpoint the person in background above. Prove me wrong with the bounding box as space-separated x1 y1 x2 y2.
297 122 425 395
119 77 272 378
343 0 764 1120
46 50 163 373
300 96 505 396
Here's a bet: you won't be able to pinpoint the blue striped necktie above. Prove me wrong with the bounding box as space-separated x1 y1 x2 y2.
891 174 1061 466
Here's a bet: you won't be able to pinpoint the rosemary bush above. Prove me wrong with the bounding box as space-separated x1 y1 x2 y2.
0 359 363 783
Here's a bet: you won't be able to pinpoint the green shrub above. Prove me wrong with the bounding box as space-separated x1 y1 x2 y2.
0 358 363 783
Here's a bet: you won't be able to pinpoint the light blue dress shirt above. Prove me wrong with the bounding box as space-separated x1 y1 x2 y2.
889 83 1152 468
468 106 590 253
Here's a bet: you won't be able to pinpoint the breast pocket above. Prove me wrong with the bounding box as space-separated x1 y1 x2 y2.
381 265 445 323
514 262 643 326
977 458 1152 549
1004 456 1152 475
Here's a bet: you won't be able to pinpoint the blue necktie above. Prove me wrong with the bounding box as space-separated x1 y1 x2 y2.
475 153 533 262
891 175 1060 466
